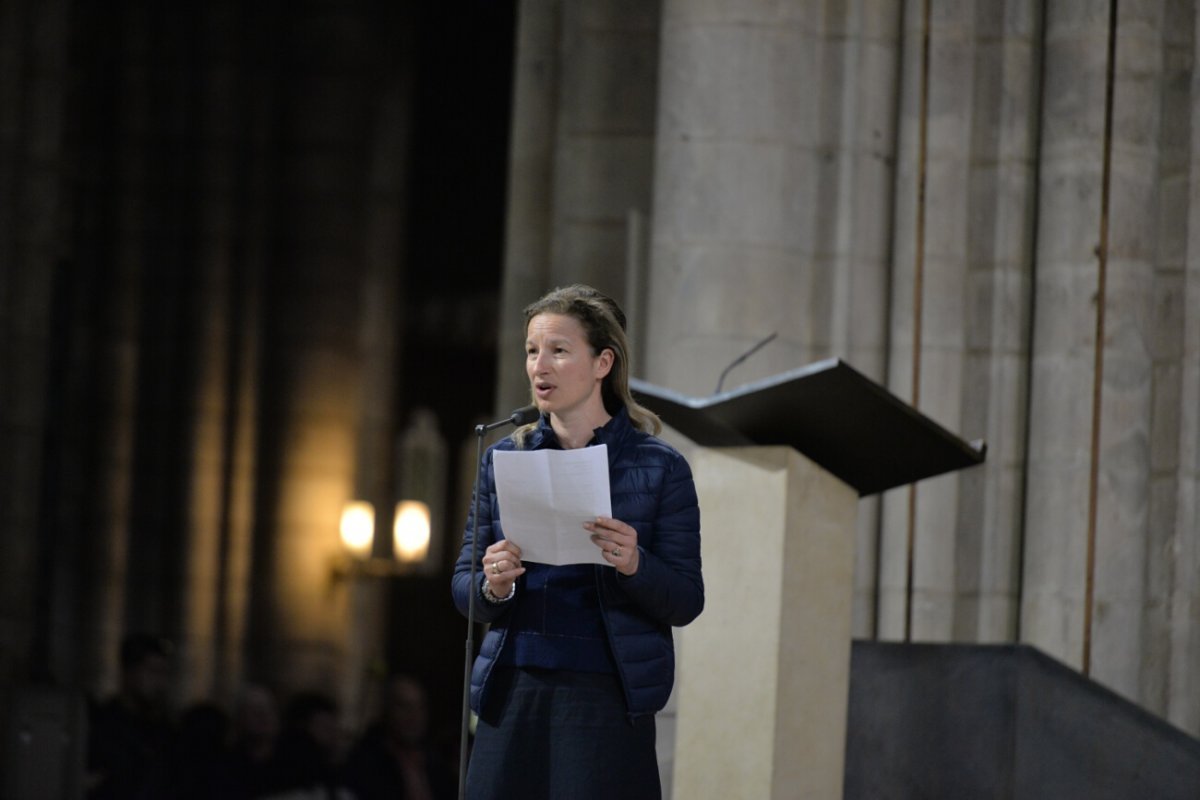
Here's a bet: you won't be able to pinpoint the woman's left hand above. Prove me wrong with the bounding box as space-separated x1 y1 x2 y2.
585 516 640 576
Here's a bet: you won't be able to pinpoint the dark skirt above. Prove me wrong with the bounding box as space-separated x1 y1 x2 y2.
466 667 661 800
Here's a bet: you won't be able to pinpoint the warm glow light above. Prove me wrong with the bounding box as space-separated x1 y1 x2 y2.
340 501 375 559
393 500 431 563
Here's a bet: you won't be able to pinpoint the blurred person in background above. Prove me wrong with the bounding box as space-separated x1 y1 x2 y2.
86 633 176 800
223 683 284 799
264 690 353 800
343 674 456 800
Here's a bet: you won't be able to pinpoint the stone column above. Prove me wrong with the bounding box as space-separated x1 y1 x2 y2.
646 0 904 640
880 0 975 643
1082 0 1164 707
182 239 237 703
879 0 1041 645
0 0 72 698
83 4 155 695
250 6 378 697
547 2 659 291
1022 0 1123 676
494 0 561 414
494 0 661 414
820 0 906 638
180 0 265 704
949 0 1041 645
337 67 411 731
1163 0 1200 734
648 1 831 395
1120 0 1190 719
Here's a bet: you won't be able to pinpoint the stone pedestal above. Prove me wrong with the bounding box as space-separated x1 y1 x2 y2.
674 446 858 800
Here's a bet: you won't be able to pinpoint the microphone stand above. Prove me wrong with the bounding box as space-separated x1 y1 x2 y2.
458 406 537 800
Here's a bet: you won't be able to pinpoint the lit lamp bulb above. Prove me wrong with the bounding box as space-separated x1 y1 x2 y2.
340 501 375 560
393 500 431 564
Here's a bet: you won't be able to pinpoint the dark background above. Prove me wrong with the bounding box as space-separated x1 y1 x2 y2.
5 0 517 752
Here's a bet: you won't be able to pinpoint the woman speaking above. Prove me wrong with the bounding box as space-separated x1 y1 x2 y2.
451 284 704 799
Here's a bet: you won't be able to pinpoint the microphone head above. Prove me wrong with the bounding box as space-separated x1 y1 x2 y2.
510 405 540 426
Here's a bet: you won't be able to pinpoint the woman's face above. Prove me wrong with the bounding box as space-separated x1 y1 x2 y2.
526 312 613 419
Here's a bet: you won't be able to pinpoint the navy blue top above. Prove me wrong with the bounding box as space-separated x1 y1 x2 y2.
493 425 616 674
452 406 704 716
494 562 617 674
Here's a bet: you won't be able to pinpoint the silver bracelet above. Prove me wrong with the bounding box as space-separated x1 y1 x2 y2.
481 577 516 604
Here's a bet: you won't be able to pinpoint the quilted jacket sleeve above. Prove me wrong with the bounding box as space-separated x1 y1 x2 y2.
450 446 515 625
616 450 704 627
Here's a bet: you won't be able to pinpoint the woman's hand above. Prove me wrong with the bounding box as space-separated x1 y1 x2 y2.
585 517 640 576
482 540 525 597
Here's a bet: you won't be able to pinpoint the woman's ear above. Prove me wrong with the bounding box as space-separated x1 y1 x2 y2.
595 347 615 379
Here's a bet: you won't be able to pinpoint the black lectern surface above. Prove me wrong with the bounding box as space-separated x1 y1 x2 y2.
631 358 986 497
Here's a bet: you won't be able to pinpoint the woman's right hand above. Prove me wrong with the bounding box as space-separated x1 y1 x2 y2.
482 540 525 596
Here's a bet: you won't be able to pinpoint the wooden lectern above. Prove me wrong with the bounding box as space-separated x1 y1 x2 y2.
631 358 986 800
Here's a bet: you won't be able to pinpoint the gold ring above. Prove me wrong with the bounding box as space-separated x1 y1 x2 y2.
492 562 500 575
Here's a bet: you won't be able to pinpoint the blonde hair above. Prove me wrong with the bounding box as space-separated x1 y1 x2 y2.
513 284 660 447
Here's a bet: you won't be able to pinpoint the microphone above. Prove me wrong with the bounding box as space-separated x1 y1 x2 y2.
474 404 539 436
458 404 539 798
714 331 777 394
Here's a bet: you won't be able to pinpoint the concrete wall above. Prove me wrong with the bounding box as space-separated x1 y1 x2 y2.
845 642 1200 799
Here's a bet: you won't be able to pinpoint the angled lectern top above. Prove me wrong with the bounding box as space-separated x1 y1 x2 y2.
631 357 986 497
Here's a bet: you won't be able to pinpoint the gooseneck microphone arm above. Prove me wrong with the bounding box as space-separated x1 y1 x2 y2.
458 404 539 800
714 331 777 395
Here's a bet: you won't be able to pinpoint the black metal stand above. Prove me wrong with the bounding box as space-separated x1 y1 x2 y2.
456 405 537 800
456 425 487 800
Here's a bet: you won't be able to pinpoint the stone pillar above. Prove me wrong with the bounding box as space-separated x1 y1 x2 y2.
184 206 265 706
180 1 267 704
0 0 72 705
648 0 826 395
83 2 154 694
1163 0 1200 734
251 5 378 697
819 0 906 638
645 1 904 637
880 0 973 643
337 65 412 730
494 0 661 415
647 1 898 392
494 0 560 414
182 242 238 703
1082 0 1164 707
1021 0 1129 678
879 0 1041 645
546 2 660 292
949 0 1041 645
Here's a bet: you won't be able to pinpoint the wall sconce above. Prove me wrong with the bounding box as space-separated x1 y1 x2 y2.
395 408 447 575
333 499 430 582
333 408 448 583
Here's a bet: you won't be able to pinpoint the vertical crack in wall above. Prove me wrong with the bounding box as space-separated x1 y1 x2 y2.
1084 0 1121 677
905 0 934 643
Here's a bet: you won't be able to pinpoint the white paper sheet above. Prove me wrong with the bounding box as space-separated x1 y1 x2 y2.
492 445 611 566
